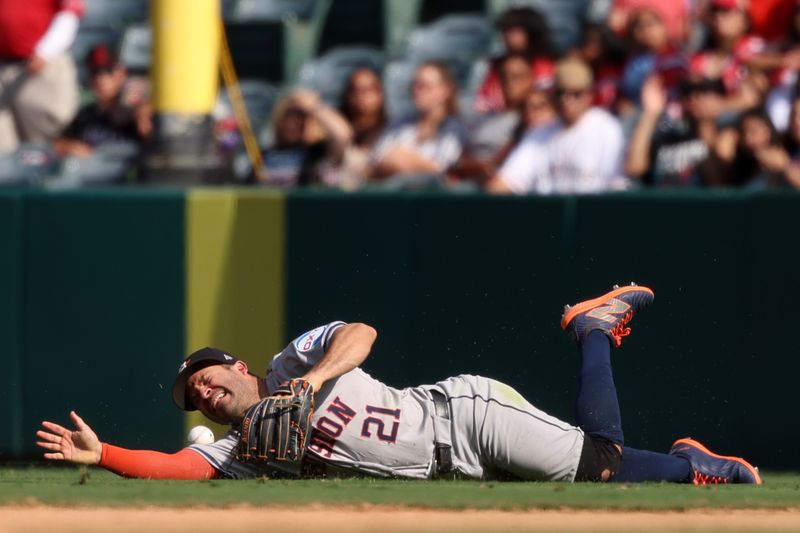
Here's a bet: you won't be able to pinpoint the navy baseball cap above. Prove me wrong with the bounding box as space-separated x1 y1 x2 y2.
172 347 240 411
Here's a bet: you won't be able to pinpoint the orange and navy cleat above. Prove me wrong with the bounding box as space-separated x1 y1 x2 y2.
669 438 762 485
561 283 654 348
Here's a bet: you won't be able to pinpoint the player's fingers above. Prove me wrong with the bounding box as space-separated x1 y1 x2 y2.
43 452 64 461
35 430 62 443
41 421 69 436
36 441 62 451
70 411 89 430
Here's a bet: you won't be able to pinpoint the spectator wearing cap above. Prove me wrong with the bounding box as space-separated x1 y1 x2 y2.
54 44 149 157
474 7 557 114
0 0 84 153
543 58 626 193
626 75 728 186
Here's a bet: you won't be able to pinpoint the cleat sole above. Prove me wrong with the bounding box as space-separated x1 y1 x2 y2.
560 285 654 330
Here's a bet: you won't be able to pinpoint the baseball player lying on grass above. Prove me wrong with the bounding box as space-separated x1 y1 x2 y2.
37 284 762 485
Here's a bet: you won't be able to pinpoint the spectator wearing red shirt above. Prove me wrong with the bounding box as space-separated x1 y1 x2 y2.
748 0 796 43
690 0 770 112
0 0 84 153
608 0 690 45
474 7 557 114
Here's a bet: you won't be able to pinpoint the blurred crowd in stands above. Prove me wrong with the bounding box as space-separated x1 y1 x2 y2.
3 0 800 192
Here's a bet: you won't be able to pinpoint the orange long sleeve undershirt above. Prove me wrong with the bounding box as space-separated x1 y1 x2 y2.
99 443 218 480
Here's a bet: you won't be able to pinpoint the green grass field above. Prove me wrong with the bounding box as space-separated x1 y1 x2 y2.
1 465 799 510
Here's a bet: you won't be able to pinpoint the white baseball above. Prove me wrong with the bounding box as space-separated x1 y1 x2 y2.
187 425 215 445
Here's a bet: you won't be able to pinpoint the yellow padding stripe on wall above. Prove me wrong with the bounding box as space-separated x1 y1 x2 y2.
185 189 285 440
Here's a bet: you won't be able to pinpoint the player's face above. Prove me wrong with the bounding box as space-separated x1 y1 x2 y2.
185 363 259 424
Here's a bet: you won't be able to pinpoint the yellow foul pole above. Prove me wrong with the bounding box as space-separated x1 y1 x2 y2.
144 0 226 183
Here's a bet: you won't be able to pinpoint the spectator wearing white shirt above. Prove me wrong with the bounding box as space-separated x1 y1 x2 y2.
368 61 466 180
545 58 627 193
488 59 626 194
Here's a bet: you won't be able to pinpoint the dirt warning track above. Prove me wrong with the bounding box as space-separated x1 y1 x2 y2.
1 506 800 533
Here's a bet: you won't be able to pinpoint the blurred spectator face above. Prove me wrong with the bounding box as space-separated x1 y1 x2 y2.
499 56 534 109
87 44 126 107
711 4 747 42
345 68 384 118
682 79 725 121
412 64 455 116
740 114 773 152
91 67 127 106
554 60 594 126
579 25 605 65
503 26 529 54
277 107 307 145
630 9 668 52
523 89 554 128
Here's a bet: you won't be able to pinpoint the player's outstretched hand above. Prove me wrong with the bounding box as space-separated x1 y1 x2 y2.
36 411 102 465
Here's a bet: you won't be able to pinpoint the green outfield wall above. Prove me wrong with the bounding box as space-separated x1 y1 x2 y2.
0 192 24 456
1 189 799 471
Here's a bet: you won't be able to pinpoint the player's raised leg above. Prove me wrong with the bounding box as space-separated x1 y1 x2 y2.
562 283 760 484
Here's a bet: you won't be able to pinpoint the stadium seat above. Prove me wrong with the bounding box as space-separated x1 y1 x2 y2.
405 14 494 63
317 0 384 54
58 142 139 186
297 46 384 106
83 0 147 26
118 23 152 74
487 0 588 54
71 24 121 84
216 80 280 142
383 59 417 120
229 0 317 21
418 0 486 24
0 144 60 187
384 0 423 56
224 21 286 82
459 58 489 119
0 153 26 187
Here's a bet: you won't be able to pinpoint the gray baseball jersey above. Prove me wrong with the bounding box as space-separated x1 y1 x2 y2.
188 321 584 481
